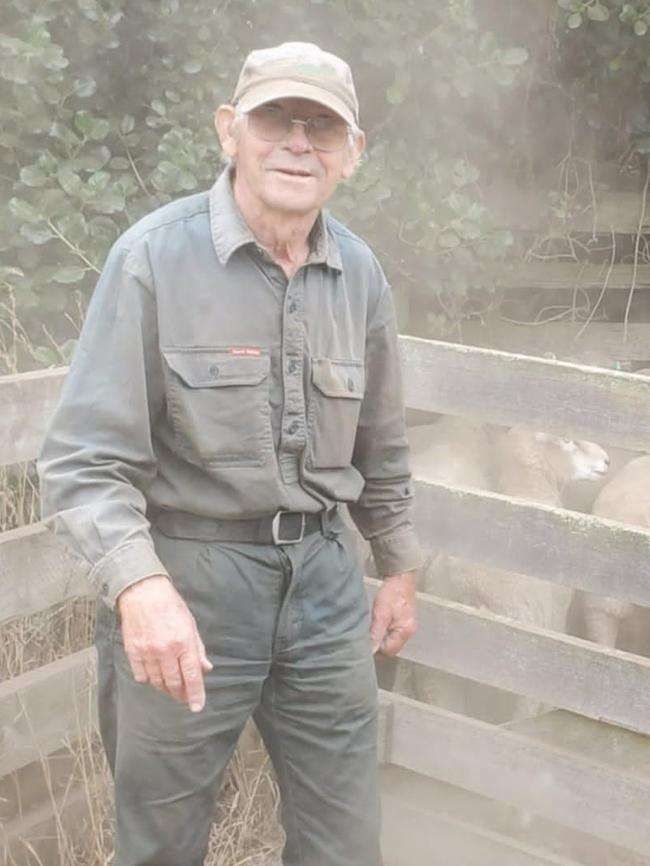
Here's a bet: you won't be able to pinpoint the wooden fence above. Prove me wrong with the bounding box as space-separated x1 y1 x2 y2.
2 336 650 865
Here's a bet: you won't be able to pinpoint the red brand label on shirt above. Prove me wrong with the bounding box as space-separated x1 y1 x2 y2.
229 347 262 356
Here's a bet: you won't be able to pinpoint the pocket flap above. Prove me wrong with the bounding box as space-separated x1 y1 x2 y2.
162 348 270 388
311 358 365 399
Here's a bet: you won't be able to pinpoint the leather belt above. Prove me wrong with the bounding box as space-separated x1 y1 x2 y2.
148 505 338 545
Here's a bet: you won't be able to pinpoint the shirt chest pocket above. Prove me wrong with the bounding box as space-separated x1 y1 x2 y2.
307 358 365 469
162 348 273 467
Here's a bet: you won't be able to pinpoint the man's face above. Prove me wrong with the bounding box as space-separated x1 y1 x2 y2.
215 97 365 216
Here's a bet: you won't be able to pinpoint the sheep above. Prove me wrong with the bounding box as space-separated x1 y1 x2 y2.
409 417 610 722
566 368 650 650
580 454 650 652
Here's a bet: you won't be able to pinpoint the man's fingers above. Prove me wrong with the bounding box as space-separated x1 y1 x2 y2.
159 656 187 702
370 606 391 654
128 655 149 684
179 650 206 713
196 634 213 673
143 658 166 692
379 620 417 656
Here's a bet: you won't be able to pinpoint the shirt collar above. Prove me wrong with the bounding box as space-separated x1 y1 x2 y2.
208 167 342 272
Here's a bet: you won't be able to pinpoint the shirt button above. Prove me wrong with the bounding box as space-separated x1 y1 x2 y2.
287 420 299 435
288 302 297 313
208 364 220 378
288 360 298 374
101 583 109 595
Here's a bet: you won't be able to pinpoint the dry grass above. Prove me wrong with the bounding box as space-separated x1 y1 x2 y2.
0 310 283 865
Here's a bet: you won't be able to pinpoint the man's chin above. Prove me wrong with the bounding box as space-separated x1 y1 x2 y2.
263 191 324 216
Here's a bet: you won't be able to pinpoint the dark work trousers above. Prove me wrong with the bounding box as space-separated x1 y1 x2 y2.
94 510 381 866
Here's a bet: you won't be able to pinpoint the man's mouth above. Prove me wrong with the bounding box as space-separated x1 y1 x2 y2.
271 168 313 177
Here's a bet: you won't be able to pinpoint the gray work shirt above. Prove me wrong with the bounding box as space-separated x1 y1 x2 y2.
37 168 423 608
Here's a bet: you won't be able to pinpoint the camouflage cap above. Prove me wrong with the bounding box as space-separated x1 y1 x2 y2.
232 42 359 127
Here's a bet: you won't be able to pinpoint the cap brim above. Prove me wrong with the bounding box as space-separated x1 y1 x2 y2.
235 80 356 127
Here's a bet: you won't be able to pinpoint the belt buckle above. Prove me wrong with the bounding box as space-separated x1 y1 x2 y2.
271 510 305 545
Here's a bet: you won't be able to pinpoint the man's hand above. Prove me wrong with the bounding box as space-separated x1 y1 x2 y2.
116 575 213 712
370 570 417 656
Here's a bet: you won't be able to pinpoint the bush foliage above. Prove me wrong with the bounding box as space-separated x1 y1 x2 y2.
2 0 649 370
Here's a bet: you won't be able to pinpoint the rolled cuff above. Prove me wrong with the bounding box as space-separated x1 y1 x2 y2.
369 527 425 578
88 538 170 609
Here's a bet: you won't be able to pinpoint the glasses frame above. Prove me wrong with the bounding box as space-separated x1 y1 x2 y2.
237 104 355 153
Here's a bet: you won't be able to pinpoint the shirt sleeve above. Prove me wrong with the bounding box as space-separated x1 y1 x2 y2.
36 239 170 609
348 280 425 578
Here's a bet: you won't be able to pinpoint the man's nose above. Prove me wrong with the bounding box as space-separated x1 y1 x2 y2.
283 120 312 153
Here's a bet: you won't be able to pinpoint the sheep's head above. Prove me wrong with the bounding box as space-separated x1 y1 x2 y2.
533 432 610 482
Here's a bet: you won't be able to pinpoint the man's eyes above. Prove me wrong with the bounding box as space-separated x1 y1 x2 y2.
260 107 337 127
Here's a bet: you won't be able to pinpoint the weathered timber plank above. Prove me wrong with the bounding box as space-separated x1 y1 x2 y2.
0 649 97 777
500 262 650 291
399 335 650 450
412 480 650 605
381 765 650 866
381 766 591 866
486 186 649 235
367 580 650 735
504 709 650 776
459 321 650 363
0 523 92 624
0 368 66 467
383 691 650 855
1 772 105 866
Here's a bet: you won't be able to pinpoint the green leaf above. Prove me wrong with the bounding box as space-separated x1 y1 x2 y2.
57 165 83 196
500 47 529 66
568 12 583 28
87 170 111 192
447 191 471 216
20 165 48 187
457 221 482 240
74 145 111 171
9 198 42 223
88 215 119 243
385 84 404 104
634 18 648 35
20 222 54 244
183 59 203 74
74 110 94 136
93 185 125 214
39 189 70 218
453 159 480 186
32 346 60 366
151 99 167 116
52 265 87 284
90 118 110 140
120 114 135 135
438 232 460 249
55 212 88 242
110 156 130 170
74 76 97 97
587 4 610 21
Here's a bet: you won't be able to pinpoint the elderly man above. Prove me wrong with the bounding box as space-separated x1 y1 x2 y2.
37 42 423 866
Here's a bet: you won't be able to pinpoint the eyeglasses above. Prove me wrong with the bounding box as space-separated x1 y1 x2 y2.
244 104 351 152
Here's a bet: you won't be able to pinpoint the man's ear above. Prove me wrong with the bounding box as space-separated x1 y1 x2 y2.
214 104 239 159
341 129 366 181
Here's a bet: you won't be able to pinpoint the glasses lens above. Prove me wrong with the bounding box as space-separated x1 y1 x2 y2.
308 116 348 152
247 106 290 142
